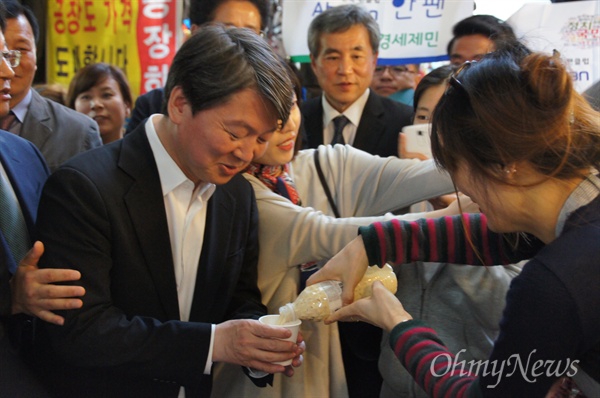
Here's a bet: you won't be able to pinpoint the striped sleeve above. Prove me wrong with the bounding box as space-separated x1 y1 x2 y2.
359 213 543 268
389 320 482 398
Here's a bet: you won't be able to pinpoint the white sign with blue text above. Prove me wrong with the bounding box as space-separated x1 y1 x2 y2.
282 0 474 64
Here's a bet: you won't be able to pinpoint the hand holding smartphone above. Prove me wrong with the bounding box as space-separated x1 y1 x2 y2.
401 123 432 159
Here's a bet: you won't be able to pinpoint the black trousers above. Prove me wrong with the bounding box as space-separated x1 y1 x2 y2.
339 321 383 398
0 322 50 398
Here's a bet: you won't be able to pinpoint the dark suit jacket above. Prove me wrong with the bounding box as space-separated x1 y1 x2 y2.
34 125 268 398
20 89 102 171
301 91 414 157
0 130 49 279
0 130 50 397
125 87 165 135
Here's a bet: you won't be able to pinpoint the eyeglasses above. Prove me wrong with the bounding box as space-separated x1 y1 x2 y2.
446 60 475 96
374 65 416 76
2 50 21 68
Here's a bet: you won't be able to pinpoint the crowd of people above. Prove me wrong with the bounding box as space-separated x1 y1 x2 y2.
0 0 598 398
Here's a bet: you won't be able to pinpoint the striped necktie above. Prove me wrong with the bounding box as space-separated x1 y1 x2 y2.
0 172 30 271
331 115 349 145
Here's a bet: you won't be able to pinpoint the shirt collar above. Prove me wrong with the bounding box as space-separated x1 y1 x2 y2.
11 89 32 123
322 88 370 127
145 114 215 198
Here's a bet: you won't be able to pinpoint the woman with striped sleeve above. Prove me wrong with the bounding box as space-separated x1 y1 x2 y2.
308 45 600 397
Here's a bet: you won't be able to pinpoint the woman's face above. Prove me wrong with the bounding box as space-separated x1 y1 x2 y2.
253 94 301 166
413 83 445 125
452 161 522 233
75 76 130 144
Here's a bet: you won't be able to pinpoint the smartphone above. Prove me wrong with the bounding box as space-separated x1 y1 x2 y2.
402 123 432 158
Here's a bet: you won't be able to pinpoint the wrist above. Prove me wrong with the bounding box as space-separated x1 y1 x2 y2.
386 315 412 332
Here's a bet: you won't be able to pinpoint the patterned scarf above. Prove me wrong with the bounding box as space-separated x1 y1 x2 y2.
246 163 316 285
245 163 302 206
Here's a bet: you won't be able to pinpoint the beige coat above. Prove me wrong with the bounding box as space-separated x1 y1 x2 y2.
211 145 454 398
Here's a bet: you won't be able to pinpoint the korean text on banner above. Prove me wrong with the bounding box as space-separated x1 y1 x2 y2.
508 0 599 93
47 0 183 100
282 0 473 64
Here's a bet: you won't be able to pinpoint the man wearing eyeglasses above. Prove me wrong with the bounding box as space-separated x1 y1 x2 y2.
0 1 88 395
0 0 101 171
370 64 419 106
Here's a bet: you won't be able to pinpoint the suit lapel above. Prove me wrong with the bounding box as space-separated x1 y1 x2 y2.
302 97 325 148
188 188 236 322
119 127 180 320
20 90 52 150
353 92 386 153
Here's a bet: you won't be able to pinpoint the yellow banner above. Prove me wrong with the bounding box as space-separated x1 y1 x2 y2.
47 0 182 100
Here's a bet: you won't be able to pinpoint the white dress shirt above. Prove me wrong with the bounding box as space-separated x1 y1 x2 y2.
321 88 370 146
145 115 216 397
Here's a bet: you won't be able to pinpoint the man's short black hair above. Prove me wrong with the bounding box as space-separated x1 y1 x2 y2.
3 0 39 44
446 14 516 56
189 0 270 31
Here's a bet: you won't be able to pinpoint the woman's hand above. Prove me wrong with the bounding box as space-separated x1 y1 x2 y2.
325 281 413 332
306 235 369 305
398 133 430 161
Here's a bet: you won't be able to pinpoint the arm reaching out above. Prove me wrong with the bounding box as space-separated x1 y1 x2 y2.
306 235 369 306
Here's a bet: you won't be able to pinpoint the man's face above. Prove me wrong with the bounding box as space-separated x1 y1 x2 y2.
198 0 262 35
311 24 377 113
370 64 417 97
5 14 37 108
449 34 494 66
163 87 277 186
0 31 15 117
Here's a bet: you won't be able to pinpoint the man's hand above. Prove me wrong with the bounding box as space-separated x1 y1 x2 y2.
10 241 85 325
213 319 304 375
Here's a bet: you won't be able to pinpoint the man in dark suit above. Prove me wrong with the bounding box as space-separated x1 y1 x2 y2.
301 5 413 396
0 130 59 398
301 4 413 158
0 5 85 394
0 1 100 171
34 26 302 398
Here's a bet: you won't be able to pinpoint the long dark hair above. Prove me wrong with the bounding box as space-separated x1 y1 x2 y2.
432 44 600 188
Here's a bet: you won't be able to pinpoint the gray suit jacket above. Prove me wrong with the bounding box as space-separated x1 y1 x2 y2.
20 89 102 171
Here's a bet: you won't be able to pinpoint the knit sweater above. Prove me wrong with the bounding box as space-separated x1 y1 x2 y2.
359 179 600 397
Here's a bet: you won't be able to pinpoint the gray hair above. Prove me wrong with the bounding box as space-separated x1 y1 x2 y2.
163 24 293 123
307 4 380 57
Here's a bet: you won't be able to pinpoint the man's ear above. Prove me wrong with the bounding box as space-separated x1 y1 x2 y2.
310 54 318 74
167 86 188 125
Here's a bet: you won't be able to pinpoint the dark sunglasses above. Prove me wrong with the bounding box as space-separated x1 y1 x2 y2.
445 60 476 96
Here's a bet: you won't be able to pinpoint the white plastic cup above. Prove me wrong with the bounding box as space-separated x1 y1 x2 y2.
258 314 302 366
